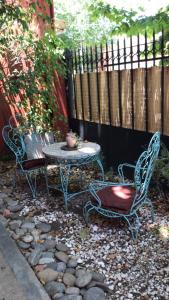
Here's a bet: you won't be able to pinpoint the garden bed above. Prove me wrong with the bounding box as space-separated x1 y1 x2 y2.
0 161 169 300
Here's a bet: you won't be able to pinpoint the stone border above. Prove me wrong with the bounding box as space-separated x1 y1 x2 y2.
0 222 51 300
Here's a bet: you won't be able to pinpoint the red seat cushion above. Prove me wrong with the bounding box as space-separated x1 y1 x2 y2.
96 186 136 214
21 158 46 170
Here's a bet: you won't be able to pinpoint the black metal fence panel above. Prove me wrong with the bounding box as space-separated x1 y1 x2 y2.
66 30 169 167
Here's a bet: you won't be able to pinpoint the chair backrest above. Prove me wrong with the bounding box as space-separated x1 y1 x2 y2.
24 132 55 159
131 132 160 211
2 125 26 163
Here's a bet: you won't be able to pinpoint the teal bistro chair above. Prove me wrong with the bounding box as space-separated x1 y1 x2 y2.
84 132 160 239
2 125 49 198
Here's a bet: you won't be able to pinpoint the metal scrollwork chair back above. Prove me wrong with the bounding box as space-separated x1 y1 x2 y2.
2 124 48 198
84 132 160 239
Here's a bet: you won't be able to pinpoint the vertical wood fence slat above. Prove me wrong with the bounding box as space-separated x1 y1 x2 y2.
109 70 120 126
74 74 83 120
133 69 146 131
81 73 90 121
147 67 161 132
99 72 109 124
163 67 169 135
121 70 132 128
89 72 99 123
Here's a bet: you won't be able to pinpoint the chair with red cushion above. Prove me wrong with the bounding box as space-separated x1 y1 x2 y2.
84 132 160 239
2 125 49 198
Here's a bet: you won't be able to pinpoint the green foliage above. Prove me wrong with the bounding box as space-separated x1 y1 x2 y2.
88 0 138 36
78 227 90 241
87 1 169 37
54 0 120 47
54 0 169 47
0 1 67 133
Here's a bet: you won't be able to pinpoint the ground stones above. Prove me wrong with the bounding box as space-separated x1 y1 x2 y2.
2 211 108 298
75 271 93 288
83 287 105 300
38 268 59 284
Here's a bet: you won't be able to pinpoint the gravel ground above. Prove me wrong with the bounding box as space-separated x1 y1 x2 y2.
0 161 169 300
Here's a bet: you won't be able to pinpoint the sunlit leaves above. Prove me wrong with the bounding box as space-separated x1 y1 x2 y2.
54 0 169 47
0 1 67 133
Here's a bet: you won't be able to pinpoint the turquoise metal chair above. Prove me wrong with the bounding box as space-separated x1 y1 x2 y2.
84 132 160 239
2 125 49 198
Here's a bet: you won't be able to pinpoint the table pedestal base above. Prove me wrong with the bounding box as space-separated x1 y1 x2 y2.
47 156 104 210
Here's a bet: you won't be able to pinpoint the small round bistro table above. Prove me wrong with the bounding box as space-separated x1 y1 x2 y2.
42 141 104 209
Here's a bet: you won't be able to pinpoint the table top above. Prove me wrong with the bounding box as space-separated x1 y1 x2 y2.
42 141 101 160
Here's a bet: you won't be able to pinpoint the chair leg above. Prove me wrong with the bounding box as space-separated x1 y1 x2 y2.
125 217 136 239
25 172 37 198
13 168 17 188
13 166 22 188
147 198 155 222
125 214 141 240
83 201 95 226
44 167 49 196
60 165 71 211
135 213 142 238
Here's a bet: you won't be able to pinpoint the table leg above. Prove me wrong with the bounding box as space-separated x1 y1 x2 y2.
59 164 71 210
96 157 105 181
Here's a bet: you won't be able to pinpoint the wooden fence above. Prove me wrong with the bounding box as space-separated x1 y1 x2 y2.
66 30 169 136
73 66 169 135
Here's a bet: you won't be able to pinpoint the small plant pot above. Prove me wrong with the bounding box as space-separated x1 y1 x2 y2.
66 133 77 148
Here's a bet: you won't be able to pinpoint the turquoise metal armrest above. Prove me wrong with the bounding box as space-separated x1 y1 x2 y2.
118 163 136 182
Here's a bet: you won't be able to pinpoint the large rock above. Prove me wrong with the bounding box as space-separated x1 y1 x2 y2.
44 239 56 250
18 241 30 249
8 204 24 212
57 262 67 273
0 192 8 200
32 243 46 252
67 258 78 268
47 262 58 271
15 228 27 237
55 251 69 263
75 271 92 288
65 268 75 275
9 220 22 230
53 293 64 299
5 198 18 206
83 287 105 300
87 281 110 292
45 281 65 296
36 222 51 233
22 234 33 243
65 287 80 295
39 257 55 265
41 251 54 258
91 271 105 282
63 273 76 287
0 215 9 227
56 243 69 252
75 269 86 278
28 249 42 266
31 229 41 242
22 222 35 230
58 296 82 300
37 268 58 284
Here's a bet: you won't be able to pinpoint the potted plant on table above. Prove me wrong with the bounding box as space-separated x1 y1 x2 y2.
66 130 82 149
